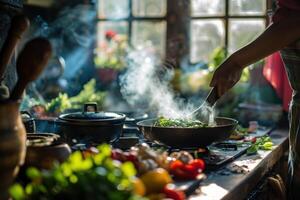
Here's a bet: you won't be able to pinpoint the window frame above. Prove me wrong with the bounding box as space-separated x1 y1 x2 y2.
190 0 272 63
97 0 167 47
97 0 273 65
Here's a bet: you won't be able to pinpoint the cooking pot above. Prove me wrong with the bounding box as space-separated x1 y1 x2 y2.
57 103 126 145
26 133 71 169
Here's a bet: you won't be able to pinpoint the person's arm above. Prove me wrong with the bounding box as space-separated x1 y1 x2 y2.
210 17 300 96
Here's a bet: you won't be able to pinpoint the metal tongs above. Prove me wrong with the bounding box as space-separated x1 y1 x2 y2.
188 87 220 122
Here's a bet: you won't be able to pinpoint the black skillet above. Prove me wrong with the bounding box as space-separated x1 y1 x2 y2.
137 117 238 148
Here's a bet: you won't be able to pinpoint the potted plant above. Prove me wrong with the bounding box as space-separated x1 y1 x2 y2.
94 30 128 86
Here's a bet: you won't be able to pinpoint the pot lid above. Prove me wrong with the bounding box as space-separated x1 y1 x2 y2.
59 103 125 122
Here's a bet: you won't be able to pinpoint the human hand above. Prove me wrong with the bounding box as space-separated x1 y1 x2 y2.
209 59 243 97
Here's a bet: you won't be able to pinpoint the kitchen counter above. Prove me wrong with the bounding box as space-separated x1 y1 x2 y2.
190 128 289 200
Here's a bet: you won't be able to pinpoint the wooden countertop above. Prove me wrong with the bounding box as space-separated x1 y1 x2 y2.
189 128 289 200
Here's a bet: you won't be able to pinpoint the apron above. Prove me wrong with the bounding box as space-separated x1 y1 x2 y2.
280 40 300 200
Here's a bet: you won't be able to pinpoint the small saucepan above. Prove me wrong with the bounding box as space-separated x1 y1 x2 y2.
57 103 126 145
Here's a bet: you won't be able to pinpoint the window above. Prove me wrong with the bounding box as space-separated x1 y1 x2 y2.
97 0 269 64
190 0 267 63
97 0 167 58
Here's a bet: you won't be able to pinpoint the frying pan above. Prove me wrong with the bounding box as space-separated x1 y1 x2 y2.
137 117 238 148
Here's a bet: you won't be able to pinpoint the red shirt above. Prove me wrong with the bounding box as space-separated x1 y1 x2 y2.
273 0 300 22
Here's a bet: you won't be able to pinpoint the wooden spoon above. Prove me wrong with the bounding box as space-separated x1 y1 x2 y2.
0 15 30 99
0 15 30 78
10 38 52 100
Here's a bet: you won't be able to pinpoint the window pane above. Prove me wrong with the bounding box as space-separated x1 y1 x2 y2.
97 21 128 49
190 20 225 63
191 0 225 16
228 19 265 53
98 0 129 19
132 0 166 17
132 21 166 57
229 0 266 15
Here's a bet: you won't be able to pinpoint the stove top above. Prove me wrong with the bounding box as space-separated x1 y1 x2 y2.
69 120 273 169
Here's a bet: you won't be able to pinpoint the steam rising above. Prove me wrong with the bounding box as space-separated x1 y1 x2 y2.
120 44 192 119
120 43 216 125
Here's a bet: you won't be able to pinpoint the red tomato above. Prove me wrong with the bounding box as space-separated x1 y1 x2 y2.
163 185 186 200
170 160 198 180
189 159 205 171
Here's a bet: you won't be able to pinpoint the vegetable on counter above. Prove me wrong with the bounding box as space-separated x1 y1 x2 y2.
229 125 249 140
11 143 203 200
246 135 274 155
154 117 209 128
169 159 205 180
10 144 145 200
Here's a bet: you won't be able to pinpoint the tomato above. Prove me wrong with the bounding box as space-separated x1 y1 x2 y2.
163 185 186 200
170 160 198 180
169 159 205 180
251 137 257 144
189 159 205 171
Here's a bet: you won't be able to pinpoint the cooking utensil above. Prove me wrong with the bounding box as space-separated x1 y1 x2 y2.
189 87 219 120
10 37 52 100
0 100 26 200
57 103 126 145
0 15 29 99
137 117 238 148
26 133 71 169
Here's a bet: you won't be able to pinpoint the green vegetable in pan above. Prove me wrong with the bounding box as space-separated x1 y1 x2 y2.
154 117 209 128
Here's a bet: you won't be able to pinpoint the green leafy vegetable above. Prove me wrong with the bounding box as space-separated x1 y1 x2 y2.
45 79 106 114
10 144 144 200
246 136 273 155
46 93 72 114
154 117 208 128
69 79 106 109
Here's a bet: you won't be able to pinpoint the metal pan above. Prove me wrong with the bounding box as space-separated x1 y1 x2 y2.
137 117 238 148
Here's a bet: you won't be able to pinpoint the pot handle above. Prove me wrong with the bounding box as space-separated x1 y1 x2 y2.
83 102 98 113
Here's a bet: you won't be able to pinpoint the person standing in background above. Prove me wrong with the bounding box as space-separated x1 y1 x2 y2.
210 0 300 199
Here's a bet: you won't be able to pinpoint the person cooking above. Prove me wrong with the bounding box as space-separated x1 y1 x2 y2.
210 0 300 199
